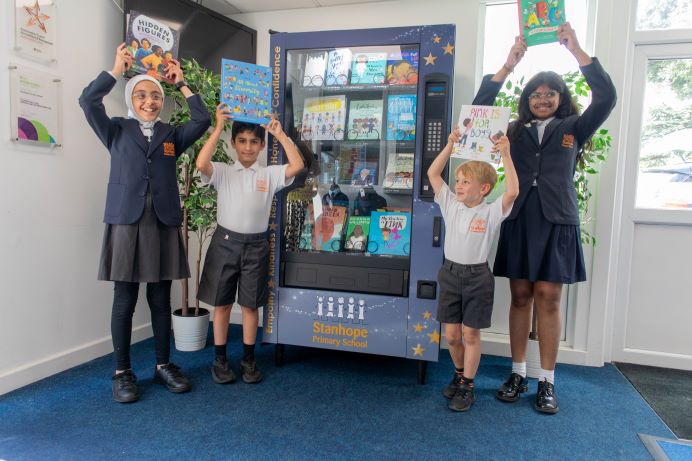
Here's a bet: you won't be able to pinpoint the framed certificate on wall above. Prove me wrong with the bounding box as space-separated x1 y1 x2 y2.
14 0 58 63
9 64 62 147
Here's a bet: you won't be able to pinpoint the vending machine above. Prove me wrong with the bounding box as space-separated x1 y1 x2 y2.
263 24 455 382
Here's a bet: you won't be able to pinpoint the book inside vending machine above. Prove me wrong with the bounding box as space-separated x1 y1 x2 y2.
263 24 455 382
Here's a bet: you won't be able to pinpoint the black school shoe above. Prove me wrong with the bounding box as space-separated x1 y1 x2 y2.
153 363 191 393
535 380 559 414
211 356 236 384
448 383 476 412
240 359 263 384
443 373 463 399
496 372 528 402
112 370 139 403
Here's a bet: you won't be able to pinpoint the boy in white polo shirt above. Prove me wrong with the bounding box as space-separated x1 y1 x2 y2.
196 104 304 384
427 126 518 412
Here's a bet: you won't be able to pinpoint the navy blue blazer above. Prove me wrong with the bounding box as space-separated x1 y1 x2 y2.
79 71 211 226
473 58 617 225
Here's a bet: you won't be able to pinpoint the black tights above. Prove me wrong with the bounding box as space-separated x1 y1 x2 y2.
111 280 172 370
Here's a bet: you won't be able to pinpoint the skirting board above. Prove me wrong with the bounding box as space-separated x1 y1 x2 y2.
0 323 153 396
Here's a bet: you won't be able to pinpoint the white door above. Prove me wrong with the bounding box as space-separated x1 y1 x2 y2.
611 43 692 370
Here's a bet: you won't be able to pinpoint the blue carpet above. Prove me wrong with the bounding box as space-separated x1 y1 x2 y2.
0 325 675 460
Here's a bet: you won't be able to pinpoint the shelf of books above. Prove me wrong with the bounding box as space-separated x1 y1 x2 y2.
265 24 455 366
282 44 419 272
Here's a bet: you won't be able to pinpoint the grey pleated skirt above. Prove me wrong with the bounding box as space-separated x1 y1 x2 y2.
98 191 190 283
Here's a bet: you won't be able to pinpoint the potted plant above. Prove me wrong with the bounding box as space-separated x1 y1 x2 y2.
165 59 231 351
494 73 613 376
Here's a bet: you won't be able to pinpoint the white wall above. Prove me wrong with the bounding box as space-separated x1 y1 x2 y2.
0 0 183 395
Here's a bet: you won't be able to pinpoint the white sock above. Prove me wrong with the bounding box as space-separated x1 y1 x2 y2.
539 368 555 384
512 362 527 378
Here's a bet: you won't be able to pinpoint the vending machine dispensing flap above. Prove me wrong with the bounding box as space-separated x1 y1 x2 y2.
419 74 450 201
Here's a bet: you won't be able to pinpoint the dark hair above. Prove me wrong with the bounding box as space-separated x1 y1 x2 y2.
141 38 150 46
231 121 265 141
508 71 579 142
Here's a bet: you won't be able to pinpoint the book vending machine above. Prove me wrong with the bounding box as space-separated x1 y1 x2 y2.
263 24 455 382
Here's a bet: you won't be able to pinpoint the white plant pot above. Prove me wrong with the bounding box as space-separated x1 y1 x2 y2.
526 338 542 379
172 308 210 352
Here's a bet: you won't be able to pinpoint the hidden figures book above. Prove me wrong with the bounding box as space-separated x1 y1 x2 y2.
517 0 566 47
125 10 180 83
221 58 272 125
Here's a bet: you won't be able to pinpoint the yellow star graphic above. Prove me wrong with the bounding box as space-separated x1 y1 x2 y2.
269 223 278 231
433 35 441 44
424 53 437 66
414 323 424 333
443 42 455 55
412 344 425 356
427 330 440 344
24 0 50 33
423 311 432 320
267 279 276 289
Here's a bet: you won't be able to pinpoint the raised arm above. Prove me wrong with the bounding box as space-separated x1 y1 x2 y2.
427 126 461 197
490 36 527 84
168 59 212 154
263 117 304 179
195 103 231 178
492 136 519 214
559 22 617 144
78 43 133 148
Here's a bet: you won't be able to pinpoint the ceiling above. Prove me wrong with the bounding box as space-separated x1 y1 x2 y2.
194 0 395 15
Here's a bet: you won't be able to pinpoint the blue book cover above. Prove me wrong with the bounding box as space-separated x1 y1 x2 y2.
367 211 411 256
386 95 417 141
386 48 419 85
221 58 271 125
350 52 387 85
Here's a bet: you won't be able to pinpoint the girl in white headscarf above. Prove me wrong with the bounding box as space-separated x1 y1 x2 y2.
79 43 211 404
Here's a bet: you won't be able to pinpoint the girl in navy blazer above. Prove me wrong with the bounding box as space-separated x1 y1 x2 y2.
79 44 211 403
472 24 616 413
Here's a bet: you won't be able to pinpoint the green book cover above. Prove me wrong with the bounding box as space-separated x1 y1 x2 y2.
518 0 566 47
344 216 371 252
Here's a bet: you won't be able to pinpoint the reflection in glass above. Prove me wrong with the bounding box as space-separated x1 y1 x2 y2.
635 58 692 209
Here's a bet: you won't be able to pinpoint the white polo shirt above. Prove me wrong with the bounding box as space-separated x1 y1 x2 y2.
202 161 292 234
435 185 511 264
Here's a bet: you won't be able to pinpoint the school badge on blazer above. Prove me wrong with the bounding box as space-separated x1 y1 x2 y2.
561 134 575 149
163 142 176 157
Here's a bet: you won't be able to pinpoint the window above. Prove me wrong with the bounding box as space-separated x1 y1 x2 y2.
635 57 692 210
482 1 589 82
636 0 692 31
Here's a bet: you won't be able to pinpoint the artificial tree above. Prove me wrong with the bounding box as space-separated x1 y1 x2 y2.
164 59 230 316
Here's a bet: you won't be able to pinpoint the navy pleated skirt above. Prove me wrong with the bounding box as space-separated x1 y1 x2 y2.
98 191 190 283
493 187 586 284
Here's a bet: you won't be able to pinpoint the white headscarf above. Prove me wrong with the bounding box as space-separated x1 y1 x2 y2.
125 74 164 141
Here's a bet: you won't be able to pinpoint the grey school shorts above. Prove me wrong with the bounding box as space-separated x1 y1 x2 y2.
436 259 495 329
197 225 269 309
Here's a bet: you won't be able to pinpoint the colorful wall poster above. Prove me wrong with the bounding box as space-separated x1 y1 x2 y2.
386 47 419 85
386 94 417 141
518 0 566 47
382 152 414 191
367 211 411 256
10 65 61 146
14 0 57 62
301 95 346 141
221 58 272 125
350 52 387 85
126 10 180 82
326 49 352 86
343 216 371 252
303 51 328 87
451 105 511 164
347 99 383 140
